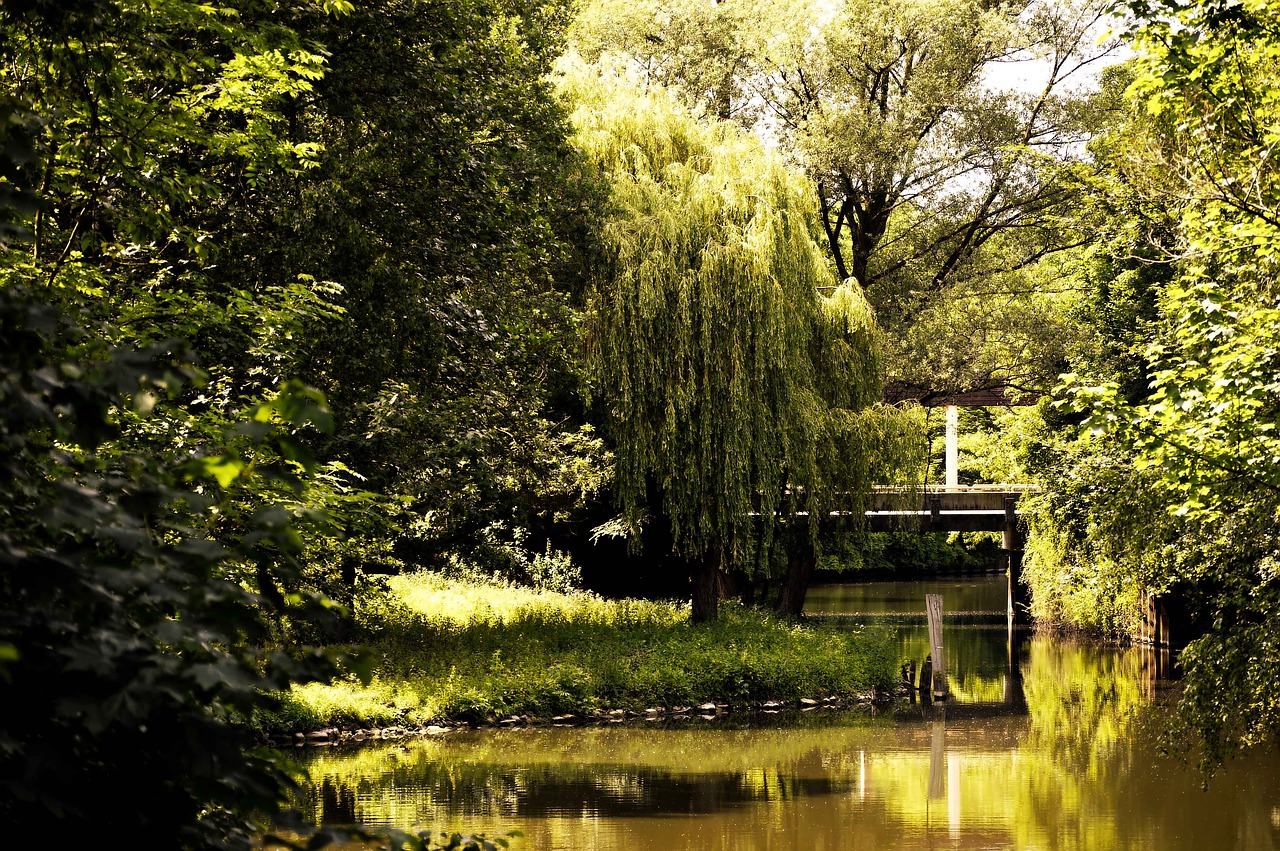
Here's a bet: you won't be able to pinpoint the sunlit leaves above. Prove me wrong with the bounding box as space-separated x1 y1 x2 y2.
570 67 921 583
1 0 335 274
1123 0 1280 284
1066 283 1280 523
197 453 249 488
1036 0 1280 769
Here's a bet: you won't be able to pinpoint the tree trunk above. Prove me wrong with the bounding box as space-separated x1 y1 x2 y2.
776 543 816 618
691 549 725 624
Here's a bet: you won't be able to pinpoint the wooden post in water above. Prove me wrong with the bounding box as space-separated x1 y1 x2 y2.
926 593 947 699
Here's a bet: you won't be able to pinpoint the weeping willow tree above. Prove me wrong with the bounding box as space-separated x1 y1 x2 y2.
566 63 922 621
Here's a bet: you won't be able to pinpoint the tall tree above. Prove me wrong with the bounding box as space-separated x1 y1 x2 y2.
567 66 921 621
572 0 1117 398
229 0 611 577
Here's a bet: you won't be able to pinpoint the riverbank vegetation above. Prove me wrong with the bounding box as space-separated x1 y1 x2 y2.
4 0 1280 845
263 572 897 733
1011 1 1280 770
295 637 1162 846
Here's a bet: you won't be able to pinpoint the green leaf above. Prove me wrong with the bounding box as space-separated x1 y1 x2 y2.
277 436 317 474
196 454 247 488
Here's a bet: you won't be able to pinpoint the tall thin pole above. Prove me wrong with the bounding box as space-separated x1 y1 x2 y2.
944 405 959 488
926 593 947 699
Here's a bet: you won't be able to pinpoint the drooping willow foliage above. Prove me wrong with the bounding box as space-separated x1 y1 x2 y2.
565 64 923 599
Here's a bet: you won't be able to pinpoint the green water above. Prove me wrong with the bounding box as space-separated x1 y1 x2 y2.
295 582 1280 850
806 576 1009 614
811 577 1016 702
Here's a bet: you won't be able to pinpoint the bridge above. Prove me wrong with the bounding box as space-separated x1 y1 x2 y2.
865 484 1034 624
790 483 1034 622
873 393 1036 623
780 395 1039 621
866 484 1036 533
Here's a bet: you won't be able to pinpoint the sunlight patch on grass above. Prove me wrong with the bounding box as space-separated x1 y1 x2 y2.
388 571 686 627
266 572 899 733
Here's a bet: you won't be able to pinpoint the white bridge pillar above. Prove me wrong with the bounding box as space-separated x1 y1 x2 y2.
945 405 959 488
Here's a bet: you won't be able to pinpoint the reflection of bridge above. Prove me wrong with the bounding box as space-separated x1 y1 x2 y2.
810 613 1030 714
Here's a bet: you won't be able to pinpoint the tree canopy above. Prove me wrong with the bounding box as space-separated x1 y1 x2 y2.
1020 0 1280 770
567 65 921 620
572 0 1116 399
219 0 610 579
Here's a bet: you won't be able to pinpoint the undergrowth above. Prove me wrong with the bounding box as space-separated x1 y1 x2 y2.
260 572 898 733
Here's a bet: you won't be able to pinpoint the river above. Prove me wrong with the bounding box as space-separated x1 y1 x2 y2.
294 578 1280 849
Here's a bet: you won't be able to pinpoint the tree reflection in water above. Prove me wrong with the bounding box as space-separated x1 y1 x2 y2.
295 635 1280 850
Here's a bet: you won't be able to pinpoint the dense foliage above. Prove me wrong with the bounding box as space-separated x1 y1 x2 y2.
0 1 358 844
0 0 599 844
1020 0 1280 769
233 0 611 578
0 288 351 843
567 67 922 619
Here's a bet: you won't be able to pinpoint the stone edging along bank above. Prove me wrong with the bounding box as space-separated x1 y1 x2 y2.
273 690 887 748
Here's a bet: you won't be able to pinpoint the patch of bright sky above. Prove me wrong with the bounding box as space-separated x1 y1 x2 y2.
980 2 1132 97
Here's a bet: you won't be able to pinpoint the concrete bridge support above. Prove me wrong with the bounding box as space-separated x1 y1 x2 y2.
945 405 959 488
1004 496 1030 626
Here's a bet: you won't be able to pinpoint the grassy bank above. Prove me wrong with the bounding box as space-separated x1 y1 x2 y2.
260 573 899 735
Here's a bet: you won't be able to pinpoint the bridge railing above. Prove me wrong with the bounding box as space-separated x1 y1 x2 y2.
869 484 1039 513
864 484 1039 532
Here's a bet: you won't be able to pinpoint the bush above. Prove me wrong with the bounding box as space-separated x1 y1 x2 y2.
0 289 355 848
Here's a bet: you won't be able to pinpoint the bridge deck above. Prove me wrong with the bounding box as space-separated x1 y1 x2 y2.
772 485 1038 532
867 485 1037 533
869 484 1037 510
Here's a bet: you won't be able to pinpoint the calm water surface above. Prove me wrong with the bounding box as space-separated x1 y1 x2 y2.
807 577 1009 615
296 580 1280 850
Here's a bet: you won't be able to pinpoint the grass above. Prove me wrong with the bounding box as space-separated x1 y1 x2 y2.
260 573 899 734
